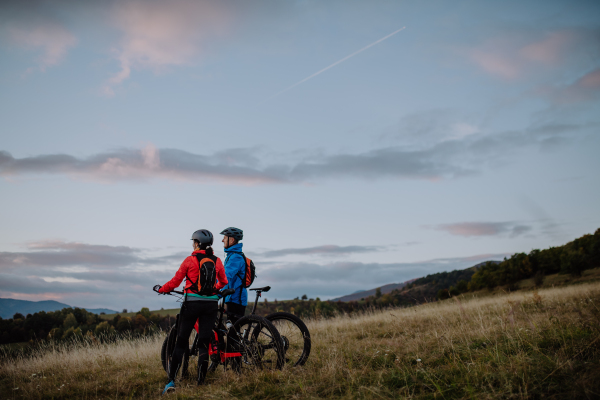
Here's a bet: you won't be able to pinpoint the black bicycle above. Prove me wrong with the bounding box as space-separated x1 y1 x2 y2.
249 286 311 367
157 288 285 380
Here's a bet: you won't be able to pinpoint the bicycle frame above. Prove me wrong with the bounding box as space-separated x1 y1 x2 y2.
162 289 242 367
192 296 242 363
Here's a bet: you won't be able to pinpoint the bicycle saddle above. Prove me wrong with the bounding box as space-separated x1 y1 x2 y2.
250 286 271 292
220 288 236 296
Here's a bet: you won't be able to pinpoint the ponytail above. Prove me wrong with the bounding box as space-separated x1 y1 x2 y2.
200 243 214 256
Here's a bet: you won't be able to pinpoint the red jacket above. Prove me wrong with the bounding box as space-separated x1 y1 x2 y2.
159 250 228 294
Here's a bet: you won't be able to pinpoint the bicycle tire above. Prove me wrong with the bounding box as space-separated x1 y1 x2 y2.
160 325 190 377
265 312 311 367
230 314 285 372
161 334 169 371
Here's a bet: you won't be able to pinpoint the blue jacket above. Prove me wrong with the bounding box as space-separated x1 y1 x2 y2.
223 243 248 306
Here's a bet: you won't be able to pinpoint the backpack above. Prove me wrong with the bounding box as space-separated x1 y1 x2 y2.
237 252 256 289
188 254 218 296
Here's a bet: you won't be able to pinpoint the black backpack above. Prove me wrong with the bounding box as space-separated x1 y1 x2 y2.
188 254 218 296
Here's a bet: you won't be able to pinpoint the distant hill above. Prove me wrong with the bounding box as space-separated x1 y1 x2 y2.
331 279 416 302
0 298 117 319
330 261 501 304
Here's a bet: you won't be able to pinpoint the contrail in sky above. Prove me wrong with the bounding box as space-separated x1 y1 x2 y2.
265 26 406 101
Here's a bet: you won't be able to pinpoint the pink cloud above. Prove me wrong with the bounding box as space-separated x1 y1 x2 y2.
466 30 578 80
0 144 284 185
7 23 77 71
104 0 232 95
535 68 600 104
520 31 575 64
579 69 600 89
468 50 520 79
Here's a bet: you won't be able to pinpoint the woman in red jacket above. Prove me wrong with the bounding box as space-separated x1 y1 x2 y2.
155 229 228 394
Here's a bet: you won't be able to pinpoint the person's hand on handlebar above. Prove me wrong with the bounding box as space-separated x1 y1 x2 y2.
153 285 163 294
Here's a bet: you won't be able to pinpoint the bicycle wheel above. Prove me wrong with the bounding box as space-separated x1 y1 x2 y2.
266 312 311 367
230 315 285 372
160 324 190 378
161 325 177 373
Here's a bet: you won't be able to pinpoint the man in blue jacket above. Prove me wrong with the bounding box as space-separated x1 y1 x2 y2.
220 227 247 324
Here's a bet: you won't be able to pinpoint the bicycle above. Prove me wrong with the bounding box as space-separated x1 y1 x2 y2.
157 287 285 380
248 286 311 367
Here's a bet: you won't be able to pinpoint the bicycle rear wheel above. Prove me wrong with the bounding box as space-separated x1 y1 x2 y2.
230 315 285 372
266 312 311 367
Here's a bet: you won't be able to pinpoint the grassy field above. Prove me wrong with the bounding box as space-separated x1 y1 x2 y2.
2 282 600 399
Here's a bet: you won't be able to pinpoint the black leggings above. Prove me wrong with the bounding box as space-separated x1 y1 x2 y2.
168 301 218 383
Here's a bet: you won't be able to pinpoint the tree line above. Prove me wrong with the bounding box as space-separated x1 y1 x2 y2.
0 307 176 345
435 227 600 299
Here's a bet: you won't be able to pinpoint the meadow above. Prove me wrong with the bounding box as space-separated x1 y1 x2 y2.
2 282 599 399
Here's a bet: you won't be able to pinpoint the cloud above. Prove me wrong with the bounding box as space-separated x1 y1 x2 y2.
0 117 593 184
5 22 77 71
0 143 465 183
433 222 532 238
0 240 184 310
517 196 567 241
0 241 141 270
259 245 383 258
535 68 600 105
465 29 596 80
0 144 286 184
103 0 231 95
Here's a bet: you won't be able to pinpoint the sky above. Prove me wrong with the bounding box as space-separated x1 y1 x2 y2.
0 0 599 313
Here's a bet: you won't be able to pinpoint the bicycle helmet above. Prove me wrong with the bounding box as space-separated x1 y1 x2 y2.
191 229 213 245
220 227 243 241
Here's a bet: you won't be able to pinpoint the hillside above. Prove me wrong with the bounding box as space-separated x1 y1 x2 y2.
0 298 117 319
2 282 599 398
331 279 415 302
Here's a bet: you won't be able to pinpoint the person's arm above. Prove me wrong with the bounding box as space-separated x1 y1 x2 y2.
159 258 189 293
215 257 228 290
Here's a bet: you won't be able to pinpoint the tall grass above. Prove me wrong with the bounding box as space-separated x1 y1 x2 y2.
2 283 600 399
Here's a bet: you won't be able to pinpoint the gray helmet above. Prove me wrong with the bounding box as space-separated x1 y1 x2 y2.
220 227 243 241
191 229 213 245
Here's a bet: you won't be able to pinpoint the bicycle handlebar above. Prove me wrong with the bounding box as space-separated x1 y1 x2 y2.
153 287 233 297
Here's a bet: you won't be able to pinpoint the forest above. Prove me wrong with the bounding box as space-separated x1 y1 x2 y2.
0 306 174 345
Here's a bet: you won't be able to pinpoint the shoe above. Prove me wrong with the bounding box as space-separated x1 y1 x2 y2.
162 381 175 395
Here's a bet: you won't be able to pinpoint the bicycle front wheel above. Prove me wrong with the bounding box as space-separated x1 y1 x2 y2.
266 312 311 367
231 315 285 372
161 325 177 373
160 324 190 377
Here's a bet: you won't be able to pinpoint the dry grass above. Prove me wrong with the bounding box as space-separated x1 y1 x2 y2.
2 283 600 399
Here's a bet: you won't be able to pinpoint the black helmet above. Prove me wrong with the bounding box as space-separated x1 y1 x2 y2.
220 227 243 241
191 229 213 245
